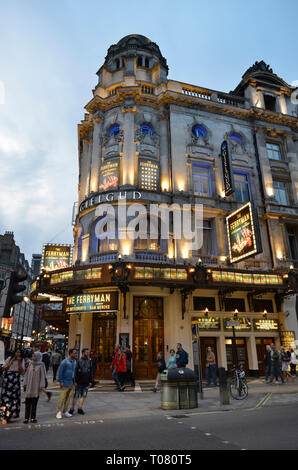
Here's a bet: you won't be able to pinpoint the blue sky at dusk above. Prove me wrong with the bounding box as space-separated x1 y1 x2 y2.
0 0 296 261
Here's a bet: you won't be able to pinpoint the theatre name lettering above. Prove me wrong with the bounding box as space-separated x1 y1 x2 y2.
65 291 119 313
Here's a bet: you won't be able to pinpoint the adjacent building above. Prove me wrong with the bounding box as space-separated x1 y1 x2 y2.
31 35 298 379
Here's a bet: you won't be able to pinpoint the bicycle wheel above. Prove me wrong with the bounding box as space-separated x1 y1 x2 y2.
229 377 248 400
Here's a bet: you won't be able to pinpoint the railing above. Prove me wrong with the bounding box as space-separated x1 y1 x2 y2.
89 253 118 264
181 85 246 109
135 251 168 262
216 93 246 108
141 85 154 95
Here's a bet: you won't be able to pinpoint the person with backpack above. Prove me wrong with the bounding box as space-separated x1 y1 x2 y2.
280 347 293 382
68 348 93 415
152 352 166 392
269 343 284 384
175 343 189 368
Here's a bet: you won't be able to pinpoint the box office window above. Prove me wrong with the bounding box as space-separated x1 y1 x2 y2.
224 298 246 312
252 299 274 313
193 297 216 311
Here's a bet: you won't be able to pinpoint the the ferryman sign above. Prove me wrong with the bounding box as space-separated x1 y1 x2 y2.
65 291 119 314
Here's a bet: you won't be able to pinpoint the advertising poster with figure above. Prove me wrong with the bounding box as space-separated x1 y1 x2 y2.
226 202 262 263
41 243 73 272
99 158 120 191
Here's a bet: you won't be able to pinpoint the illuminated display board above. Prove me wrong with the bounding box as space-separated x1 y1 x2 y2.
224 317 252 331
139 158 159 191
211 270 283 286
99 158 120 191
192 317 221 330
226 202 262 263
279 331 296 350
134 267 187 280
41 244 73 272
50 268 102 285
65 291 119 314
253 318 279 331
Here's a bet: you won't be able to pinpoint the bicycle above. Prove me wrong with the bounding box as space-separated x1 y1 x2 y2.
229 364 248 400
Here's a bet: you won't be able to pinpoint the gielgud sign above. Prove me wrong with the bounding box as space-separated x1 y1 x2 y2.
65 291 119 314
226 202 262 263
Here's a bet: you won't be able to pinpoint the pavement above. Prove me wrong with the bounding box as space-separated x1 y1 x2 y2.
2 373 298 428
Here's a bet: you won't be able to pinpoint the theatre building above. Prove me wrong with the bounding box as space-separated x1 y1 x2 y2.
31 35 298 379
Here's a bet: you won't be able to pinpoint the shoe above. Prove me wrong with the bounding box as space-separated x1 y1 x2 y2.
31 419 37 423
77 409 85 415
68 409 74 415
64 412 73 418
152 387 157 392
56 411 63 420
23 419 29 424
46 392 52 401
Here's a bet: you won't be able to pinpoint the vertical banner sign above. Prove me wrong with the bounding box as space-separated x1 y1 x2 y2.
138 158 160 191
221 140 235 196
41 244 73 272
99 158 120 191
226 202 262 263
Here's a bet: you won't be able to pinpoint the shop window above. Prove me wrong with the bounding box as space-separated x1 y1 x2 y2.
252 299 274 313
234 171 251 202
266 142 282 161
224 298 246 312
264 94 276 111
273 180 289 205
192 164 212 197
193 296 216 311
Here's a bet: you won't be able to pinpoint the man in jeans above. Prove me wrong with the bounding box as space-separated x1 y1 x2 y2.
269 343 284 384
56 348 77 419
68 348 93 415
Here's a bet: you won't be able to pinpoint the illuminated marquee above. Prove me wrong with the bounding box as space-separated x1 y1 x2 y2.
226 202 262 263
41 244 73 273
65 291 119 314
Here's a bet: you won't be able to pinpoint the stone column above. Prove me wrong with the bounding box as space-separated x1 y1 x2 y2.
90 116 104 193
255 130 274 199
159 109 170 191
217 335 227 369
246 336 259 375
122 103 136 186
286 137 298 204
78 138 90 206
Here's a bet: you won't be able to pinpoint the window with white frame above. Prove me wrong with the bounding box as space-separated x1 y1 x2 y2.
234 172 250 202
266 142 282 161
273 180 289 205
192 164 212 197
192 220 215 256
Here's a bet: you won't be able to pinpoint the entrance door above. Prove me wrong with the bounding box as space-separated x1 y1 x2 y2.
133 297 164 379
256 338 274 375
91 314 117 379
200 338 218 379
225 338 248 375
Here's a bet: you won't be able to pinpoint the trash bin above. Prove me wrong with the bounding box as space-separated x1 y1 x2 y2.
160 368 198 410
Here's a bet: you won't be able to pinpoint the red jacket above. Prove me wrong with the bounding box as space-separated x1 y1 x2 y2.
111 350 127 373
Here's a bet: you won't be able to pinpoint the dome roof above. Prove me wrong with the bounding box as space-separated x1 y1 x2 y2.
104 34 168 71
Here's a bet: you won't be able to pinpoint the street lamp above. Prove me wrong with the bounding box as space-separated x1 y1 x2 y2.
20 296 30 347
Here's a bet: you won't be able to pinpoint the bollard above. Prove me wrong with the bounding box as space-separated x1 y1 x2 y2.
219 367 230 405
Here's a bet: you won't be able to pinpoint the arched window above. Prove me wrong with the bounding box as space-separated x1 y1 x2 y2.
192 124 207 139
107 123 120 137
140 122 153 136
229 133 243 146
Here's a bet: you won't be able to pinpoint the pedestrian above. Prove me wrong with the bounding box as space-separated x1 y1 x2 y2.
110 345 121 390
68 348 93 416
23 351 46 424
280 347 292 382
56 348 77 420
269 343 284 384
152 352 166 392
116 350 127 391
167 349 176 369
264 345 272 382
90 350 98 387
51 348 62 382
289 347 297 378
125 345 135 387
0 348 24 424
175 343 189 368
206 346 218 387
42 348 51 373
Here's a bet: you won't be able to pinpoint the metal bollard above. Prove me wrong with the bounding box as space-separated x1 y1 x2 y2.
219 367 230 405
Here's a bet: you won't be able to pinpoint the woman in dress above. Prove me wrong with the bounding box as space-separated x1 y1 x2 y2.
23 351 46 423
0 348 24 424
280 347 293 382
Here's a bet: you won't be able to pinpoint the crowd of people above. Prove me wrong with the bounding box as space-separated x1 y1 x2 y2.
264 343 297 384
0 341 297 424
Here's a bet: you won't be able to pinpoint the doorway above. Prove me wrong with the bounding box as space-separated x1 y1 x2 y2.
91 314 117 379
225 338 248 375
256 338 274 375
133 297 164 379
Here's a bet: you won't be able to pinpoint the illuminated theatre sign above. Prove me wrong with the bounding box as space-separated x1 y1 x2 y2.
65 291 119 314
41 244 73 272
99 158 120 191
226 202 262 264
221 140 235 196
